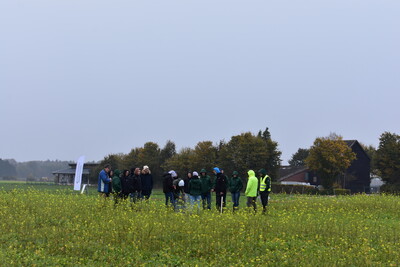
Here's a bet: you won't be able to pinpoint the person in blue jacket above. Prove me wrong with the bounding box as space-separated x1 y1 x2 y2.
98 164 112 197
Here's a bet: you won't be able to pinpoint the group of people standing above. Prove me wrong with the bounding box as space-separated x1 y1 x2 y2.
98 164 271 213
97 164 154 202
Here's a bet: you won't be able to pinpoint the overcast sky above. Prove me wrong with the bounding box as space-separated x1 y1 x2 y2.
1 0 399 164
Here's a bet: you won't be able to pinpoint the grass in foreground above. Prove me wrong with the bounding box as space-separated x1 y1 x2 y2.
0 187 399 266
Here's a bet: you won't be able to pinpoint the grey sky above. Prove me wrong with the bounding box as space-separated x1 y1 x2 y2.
1 0 399 164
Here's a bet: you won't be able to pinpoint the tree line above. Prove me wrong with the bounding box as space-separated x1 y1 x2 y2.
0 159 70 180
90 127 281 187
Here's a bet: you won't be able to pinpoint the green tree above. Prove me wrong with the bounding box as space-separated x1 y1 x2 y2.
162 147 194 178
375 132 400 187
159 140 176 173
219 131 281 179
360 143 377 175
289 148 310 167
259 128 282 180
191 141 218 173
0 159 17 178
306 133 356 190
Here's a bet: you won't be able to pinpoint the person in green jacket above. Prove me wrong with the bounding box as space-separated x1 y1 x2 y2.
229 171 243 211
189 171 202 212
200 169 212 210
245 170 258 212
111 169 122 205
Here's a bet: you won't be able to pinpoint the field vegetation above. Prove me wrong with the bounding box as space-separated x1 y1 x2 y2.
1 184 399 266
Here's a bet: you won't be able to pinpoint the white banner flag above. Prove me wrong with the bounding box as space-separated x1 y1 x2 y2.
74 155 85 191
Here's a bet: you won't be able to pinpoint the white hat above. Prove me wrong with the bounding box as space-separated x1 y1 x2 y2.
178 180 184 187
192 171 199 177
143 165 149 170
169 170 177 178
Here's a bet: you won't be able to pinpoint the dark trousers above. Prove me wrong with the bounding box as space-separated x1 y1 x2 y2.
260 190 270 211
201 192 211 209
141 190 152 200
165 192 175 207
231 192 240 208
247 197 257 212
216 192 226 210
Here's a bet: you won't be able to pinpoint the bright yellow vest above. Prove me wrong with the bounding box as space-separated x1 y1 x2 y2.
260 175 271 192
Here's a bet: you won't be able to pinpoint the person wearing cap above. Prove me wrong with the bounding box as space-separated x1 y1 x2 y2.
258 168 271 213
229 171 243 211
163 171 176 208
245 170 258 212
98 164 112 198
212 167 228 211
141 165 153 200
200 169 212 210
189 171 202 212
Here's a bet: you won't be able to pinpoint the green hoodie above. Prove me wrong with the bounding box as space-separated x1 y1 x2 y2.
245 170 258 197
229 171 243 193
112 170 122 193
200 169 212 194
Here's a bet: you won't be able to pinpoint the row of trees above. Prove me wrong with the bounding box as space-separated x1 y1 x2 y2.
288 132 400 191
0 159 70 180
90 128 282 186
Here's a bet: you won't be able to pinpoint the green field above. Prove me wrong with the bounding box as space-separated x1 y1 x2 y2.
1 183 399 266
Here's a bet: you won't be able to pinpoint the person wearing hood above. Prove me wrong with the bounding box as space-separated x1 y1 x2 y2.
245 170 258 212
200 169 212 210
112 169 122 204
189 171 202 212
141 165 153 200
229 171 243 211
163 171 176 208
212 167 228 211
258 168 271 213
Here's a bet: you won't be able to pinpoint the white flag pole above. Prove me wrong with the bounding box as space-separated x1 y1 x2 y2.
74 156 85 191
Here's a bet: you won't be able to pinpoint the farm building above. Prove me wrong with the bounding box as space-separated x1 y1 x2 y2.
279 140 371 193
53 163 99 185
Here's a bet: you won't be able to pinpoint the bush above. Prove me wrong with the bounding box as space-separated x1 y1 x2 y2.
272 183 318 194
380 184 400 195
318 188 351 195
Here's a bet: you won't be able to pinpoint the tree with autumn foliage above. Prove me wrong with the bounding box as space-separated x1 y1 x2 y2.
306 133 356 190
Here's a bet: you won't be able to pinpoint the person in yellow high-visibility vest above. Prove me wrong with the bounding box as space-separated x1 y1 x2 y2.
258 169 271 213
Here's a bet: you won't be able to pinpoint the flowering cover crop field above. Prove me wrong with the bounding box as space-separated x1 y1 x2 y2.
1 186 399 266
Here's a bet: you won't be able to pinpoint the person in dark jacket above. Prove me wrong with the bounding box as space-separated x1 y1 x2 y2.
130 167 142 203
163 171 175 208
183 171 192 204
229 171 243 211
140 165 153 200
200 169 212 210
212 167 228 211
189 171 202 212
120 169 131 200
